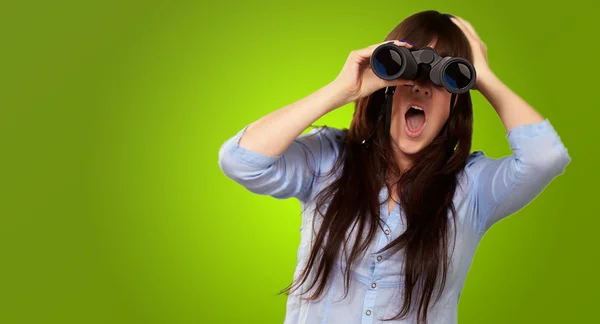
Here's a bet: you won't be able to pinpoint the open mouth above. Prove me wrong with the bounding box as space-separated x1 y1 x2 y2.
404 105 426 137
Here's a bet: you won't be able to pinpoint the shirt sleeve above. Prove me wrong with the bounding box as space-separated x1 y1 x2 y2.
217 124 344 203
466 119 571 235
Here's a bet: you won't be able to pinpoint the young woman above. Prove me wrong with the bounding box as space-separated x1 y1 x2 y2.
218 10 570 324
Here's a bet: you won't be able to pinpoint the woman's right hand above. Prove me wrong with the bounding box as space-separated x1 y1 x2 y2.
332 40 415 102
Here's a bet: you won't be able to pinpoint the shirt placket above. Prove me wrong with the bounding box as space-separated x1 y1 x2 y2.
361 188 403 323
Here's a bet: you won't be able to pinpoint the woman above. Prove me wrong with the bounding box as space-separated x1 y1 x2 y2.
218 10 570 324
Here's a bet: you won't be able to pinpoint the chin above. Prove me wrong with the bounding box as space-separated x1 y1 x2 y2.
398 138 425 156
394 116 440 157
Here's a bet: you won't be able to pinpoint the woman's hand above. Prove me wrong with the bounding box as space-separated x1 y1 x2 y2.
449 14 545 131
331 40 415 102
449 15 494 89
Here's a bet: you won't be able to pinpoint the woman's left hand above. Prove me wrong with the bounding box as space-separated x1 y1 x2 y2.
449 15 494 89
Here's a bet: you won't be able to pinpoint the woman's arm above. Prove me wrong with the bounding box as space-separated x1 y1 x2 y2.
466 114 570 234
451 16 571 233
477 70 545 132
218 39 414 202
218 82 349 202
450 15 545 132
237 82 350 157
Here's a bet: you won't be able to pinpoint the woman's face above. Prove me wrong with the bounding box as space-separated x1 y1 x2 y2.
389 68 453 158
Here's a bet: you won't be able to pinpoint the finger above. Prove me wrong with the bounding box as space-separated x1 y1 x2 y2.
356 40 412 57
378 39 413 48
450 16 478 42
353 40 413 60
458 17 478 35
452 16 481 41
450 16 469 33
461 19 481 40
383 77 415 88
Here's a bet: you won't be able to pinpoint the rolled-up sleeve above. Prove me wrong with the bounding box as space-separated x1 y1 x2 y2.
218 125 342 203
467 119 571 235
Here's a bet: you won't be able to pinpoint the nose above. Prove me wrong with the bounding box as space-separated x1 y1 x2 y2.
411 77 432 97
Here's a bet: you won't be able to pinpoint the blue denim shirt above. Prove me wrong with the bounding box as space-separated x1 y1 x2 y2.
218 119 570 324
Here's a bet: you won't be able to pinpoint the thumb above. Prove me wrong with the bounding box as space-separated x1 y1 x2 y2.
384 78 415 88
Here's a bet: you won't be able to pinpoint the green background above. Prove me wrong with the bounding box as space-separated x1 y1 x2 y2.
1 0 597 323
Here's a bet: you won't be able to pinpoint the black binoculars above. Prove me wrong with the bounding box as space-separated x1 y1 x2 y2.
370 43 476 94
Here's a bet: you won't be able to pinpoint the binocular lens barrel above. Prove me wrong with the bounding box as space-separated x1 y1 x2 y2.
370 44 476 94
372 49 404 79
443 61 473 92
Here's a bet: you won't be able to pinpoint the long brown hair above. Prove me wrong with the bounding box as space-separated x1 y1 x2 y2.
280 10 474 324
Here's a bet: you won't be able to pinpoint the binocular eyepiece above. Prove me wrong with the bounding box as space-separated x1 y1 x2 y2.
370 43 476 94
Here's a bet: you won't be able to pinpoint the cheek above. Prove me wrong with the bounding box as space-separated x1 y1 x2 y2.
429 95 451 125
429 110 449 129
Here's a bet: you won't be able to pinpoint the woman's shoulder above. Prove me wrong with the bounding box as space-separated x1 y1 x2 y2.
458 150 492 191
299 125 347 165
296 125 348 159
303 125 348 143
457 149 512 206
465 150 488 170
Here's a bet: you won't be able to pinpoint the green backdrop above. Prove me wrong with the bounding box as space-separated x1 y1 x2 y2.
1 0 597 323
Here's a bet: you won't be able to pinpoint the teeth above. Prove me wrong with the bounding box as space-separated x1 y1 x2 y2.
410 106 424 111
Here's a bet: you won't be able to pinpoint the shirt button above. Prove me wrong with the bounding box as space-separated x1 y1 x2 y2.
366 310 372 316
384 229 390 235
377 255 383 262
371 283 377 289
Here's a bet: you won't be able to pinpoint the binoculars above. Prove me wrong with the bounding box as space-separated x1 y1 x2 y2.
370 43 476 94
